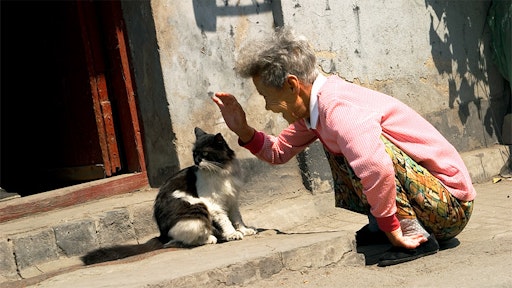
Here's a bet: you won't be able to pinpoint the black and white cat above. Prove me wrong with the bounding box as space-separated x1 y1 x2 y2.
81 127 255 264
155 127 256 247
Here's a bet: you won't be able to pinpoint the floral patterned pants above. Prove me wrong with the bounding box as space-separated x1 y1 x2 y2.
324 136 473 240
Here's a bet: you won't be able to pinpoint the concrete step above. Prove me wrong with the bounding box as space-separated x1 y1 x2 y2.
460 144 510 183
1 186 368 287
0 159 352 285
24 230 362 288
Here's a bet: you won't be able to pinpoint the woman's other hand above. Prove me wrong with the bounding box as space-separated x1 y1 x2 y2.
385 227 428 249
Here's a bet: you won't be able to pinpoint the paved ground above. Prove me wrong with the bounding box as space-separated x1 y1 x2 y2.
3 179 511 288
249 180 512 288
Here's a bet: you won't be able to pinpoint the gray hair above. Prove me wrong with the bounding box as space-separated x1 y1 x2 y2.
234 27 318 88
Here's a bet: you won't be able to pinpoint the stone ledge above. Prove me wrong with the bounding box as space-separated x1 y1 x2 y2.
0 198 158 281
460 145 510 183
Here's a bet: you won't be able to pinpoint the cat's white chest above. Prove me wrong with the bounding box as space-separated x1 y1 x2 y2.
196 172 237 206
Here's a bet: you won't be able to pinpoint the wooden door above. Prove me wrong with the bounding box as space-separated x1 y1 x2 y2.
77 1 122 177
0 0 147 221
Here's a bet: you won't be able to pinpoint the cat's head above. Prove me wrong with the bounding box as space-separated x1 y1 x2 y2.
193 127 235 172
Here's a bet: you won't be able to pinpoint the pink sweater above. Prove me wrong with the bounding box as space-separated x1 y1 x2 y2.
242 75 476 232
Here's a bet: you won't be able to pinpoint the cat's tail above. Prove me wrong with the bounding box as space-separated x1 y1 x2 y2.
80 237 163 265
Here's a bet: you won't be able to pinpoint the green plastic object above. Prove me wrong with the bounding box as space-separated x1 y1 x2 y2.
488 0 512 82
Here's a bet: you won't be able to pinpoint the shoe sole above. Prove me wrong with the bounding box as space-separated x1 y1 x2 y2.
378 248 438 267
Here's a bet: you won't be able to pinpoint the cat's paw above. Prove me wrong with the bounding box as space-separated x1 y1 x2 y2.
238 226 257 236
224 230 244 241
205 235 218 244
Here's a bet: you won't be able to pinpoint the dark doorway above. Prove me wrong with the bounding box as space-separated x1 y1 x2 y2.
1 1 146 200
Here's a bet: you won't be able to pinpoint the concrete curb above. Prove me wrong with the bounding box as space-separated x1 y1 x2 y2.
0 187 340 284
28 231 362 288
0 189 159 282
460 145 510 183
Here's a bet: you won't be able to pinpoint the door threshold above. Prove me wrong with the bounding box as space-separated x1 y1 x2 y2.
0 172 148 223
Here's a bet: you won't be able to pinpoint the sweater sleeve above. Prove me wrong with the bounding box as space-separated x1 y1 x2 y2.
240 121 318 164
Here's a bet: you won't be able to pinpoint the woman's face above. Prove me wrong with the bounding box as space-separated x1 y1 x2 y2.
252 75 307 124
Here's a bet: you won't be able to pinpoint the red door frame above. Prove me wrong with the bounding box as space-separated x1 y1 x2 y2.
78 0 122 176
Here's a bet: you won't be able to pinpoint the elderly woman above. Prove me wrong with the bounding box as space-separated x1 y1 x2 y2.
212 27 475 266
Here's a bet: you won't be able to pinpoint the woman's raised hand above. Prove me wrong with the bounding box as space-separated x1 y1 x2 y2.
212 92 255 143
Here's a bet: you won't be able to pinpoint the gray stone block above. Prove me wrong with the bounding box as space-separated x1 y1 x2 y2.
0 239 18 279
461 146 509 183
54 220 99 256
130 203 159 241
13 229 59 270
257 255 283 279
225 261 258 286
97 209 137 247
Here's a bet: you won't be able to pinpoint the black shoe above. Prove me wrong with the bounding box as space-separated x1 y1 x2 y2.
355 224 390 246
378 234 439 267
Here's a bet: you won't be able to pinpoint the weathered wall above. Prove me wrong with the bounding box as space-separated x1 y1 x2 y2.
281 0 507 151
122 1 180 186
122 0 509 187
124 0 294 186
149 0 285 165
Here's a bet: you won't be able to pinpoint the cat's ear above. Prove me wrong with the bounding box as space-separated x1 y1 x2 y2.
214 133 225 144
194 127 207 138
